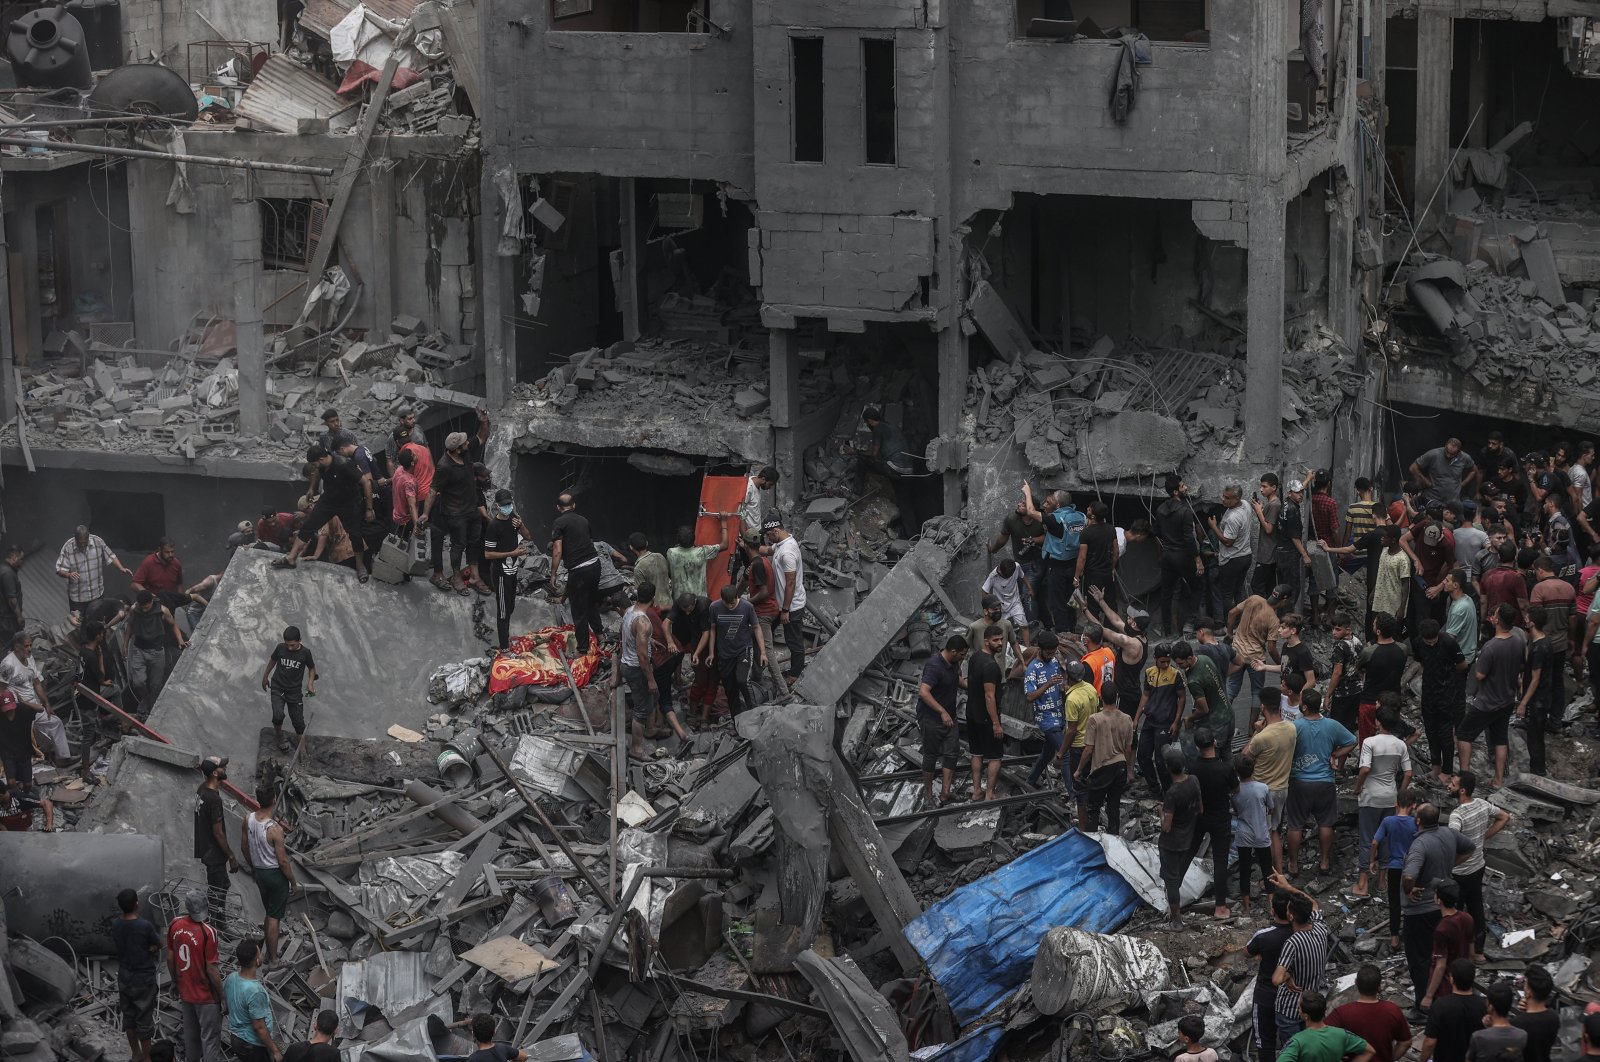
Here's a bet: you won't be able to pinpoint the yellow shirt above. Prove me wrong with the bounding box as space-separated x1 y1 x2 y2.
1064 681 1098 748
1247 720 1297 790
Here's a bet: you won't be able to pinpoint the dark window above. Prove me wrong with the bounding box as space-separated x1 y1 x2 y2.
791 37 824 163
259 198 325 271
86 490 166 550
863 38 896 165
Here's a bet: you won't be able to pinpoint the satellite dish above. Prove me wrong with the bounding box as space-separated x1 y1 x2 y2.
89 63 199 123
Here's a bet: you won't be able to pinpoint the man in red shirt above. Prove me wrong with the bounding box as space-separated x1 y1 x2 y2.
1422 880 1475 1009
1328 964 1413 1062
166 889 223 1062
254 510 299 553
1403 517 1456 626
1479 542 1528 627
132 539 184 595
738 530 786 700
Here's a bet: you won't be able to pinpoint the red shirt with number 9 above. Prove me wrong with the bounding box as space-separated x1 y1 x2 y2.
167 917 220 1004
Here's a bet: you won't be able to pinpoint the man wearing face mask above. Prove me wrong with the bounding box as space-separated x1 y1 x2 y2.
483 490 532 651
193 756 239 907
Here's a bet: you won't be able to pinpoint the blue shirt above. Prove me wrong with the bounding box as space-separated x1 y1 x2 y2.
1373 812 1418 870
1041 507 1085 561
1024 657 1065 732
224 973 274 1045
1290 715 1357 783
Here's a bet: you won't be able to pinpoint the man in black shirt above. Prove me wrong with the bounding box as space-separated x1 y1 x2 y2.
1413 618 1464 779
76 620 120 781
550 493 602 656
707 584 764 717
463 1014 526 1062
425 432 489 596
1188 727 1238 919
1155 476 1203 636
1421 958 1486 1062
284 1011 341 1062
274 445 374 583
967 626 1006 802
1511 966 1561 1062
1077 501 1120 620
194 755 238 904
260 626 317 752
1247 890 1296 1062
0 543 21 650
112 889 162 1062
1159 747 1202 928
483 490 531 651
1277 481 1312 611
666 593 715 720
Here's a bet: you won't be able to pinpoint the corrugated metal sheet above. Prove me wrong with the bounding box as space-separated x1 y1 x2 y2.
299 0 421 41
235 54 358 134
17 547 141 629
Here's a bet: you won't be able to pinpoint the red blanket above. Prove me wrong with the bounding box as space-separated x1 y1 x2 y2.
488 625 607 695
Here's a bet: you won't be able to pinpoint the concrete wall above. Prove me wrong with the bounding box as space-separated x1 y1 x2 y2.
124 134 479 352
122 0 279 69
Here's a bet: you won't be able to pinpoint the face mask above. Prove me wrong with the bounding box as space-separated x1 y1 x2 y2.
498 505 514 517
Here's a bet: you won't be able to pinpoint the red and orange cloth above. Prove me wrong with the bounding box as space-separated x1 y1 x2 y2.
488 626 608 695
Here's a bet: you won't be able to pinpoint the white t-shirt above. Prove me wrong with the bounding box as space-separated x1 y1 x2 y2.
981 566 1026 622
738 475 763 529
772 536 808 611
1573 463 1592 508
1357 732 1412 808
0 652 39 705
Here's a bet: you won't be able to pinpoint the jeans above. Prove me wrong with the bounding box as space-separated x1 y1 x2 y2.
1217 555 1252 620
1403 910 1442 1007
1021 559 1046 625
1225 666 1267 710
182 1002 222 1062
128 645 169 710
1135 726 1173 795
1157 551 1200 635
780 607 808 679
716 652 754 716
1190 812 1231 907
1276 1014 1306 1049
1454 866 1487 952
1357 805 1391 874
565 561 602 655
1028 728 1064 786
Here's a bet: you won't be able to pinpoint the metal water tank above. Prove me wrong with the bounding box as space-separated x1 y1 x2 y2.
65 0 123 70
5 8 92 89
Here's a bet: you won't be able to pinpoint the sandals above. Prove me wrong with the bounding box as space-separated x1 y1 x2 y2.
430 574 453 592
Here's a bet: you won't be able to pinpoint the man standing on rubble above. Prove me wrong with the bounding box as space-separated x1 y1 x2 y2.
423 433 487 596
1075 677 1134 833
1247 890 1296 1062
1271 878 1331 1048
766 515 809 687
1411 438 1477 508
484 490 532 651
668 522 731 604
1227 584 1295 714
224 940 281 1062
1214 486 1255 620
1090 587 1150 716
991 496 1047 626
1252 475 1285 596
737 530 786 699
707 583 765 718
968 625 1009 801
167 889 224 1062
1400 804 1475 1012
1244 692 1297 874
1447 771 1508 962
918 635 968 805
274 446 375 584
261 627 317 753
1025 630 1068 788
1131 642 1186 795
1023 482 1085 635
193 755 238 904
1159 746 1201 929
132 538 184 597
240 783 298 966
1284 690 1356 877
1 632 69 766
549 492 602 655
1459 603 1522 790
113 889 162 1062
1188 726 1237 920
630 535 671 623
1155 475 1204 637
56 525 131 618
284 1012 341 1062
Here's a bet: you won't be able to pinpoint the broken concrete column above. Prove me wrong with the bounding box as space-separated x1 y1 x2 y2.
231 171 268 437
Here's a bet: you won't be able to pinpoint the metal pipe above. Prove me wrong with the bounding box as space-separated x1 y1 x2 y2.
586 867 739 981
403 779 486 837
478 734 615 912
76 683 260 811
872 787 1065 826
0 136 337 175
0 115 187 129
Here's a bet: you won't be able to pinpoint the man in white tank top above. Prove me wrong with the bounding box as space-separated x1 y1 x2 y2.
239 783 297 965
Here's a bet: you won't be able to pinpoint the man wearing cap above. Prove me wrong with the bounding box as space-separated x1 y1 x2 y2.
1402 514 1458 627
273 446 374 584
167 889 224 1062
1276 480 1313 611
394 404 427 448
423 432 488 595
56 525 131 617
730 466 780 584
1411 438 1476 508
483 489 532 651
194 755 238 904
550 492 603 655
766 515 809 685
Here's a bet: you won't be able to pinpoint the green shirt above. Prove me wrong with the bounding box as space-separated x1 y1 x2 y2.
1185 653 1230 731
667 544 722 600
1278 1026 1369 1062
633 551 670 604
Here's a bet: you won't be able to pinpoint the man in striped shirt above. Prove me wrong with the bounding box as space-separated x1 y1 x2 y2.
56 526 131 616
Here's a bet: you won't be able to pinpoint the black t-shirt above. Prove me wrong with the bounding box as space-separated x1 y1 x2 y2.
1281 641 1315 682
967 651 1003 724
550 511 598 567
1161 775 1202 851
1524 638 1556 713
1002 511 1044 563
1362 642 1408 701
1426 992 1488 1062
1189 755 1236 821
1246 923 1294 1003
1275 499 1305 554
111 917 162 985
194 783 226 863
1416 634 1466 708
709 599 757 660
487 516 521 574
0 704 38 759
1080 523 1117 579
467 1046 518 1062
268 644 315 696
1354 529 1384 598
1537 469 1570 504
284 1044 341 1062
1510 1009 1560 1062
320 454 364 506
666 600 710 650
0 565 20 627
434 457 478 514
1155 499 1198 555
78 645 106 710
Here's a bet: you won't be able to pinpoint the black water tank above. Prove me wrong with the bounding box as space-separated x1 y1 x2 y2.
6 8 92 89
65 0 123 71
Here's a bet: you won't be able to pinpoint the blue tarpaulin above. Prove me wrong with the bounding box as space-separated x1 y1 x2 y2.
918 1024 1005 1062
904 828 1141 1024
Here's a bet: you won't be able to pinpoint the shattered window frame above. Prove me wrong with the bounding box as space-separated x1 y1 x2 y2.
259 197 324 272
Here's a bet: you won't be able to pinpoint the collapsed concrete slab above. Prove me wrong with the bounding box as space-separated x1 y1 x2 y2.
1075 410 1187 480
0 833 164 956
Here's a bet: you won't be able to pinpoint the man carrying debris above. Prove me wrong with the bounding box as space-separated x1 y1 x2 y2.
261 626 317 752
167 889 224 1062
274 445 375 584
240 782 298 966
918 635 968 805
56 525 131 617
112 888 162 1062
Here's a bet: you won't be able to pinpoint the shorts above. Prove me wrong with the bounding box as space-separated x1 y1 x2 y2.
919 715 959 771
120 979 158 1039
1267 788 1289 831
1457 705 1512 747
269 691 305 733
621 664 656 722
0 750 30 787
966 714 1004 760
1285 780 1338 829
253 866 290 920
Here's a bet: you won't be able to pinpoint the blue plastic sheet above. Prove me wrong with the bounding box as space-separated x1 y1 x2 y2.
904 828 1141 1024
919 1024 1005 1062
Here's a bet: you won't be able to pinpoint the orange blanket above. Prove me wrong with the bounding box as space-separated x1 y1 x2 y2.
488 625 607 695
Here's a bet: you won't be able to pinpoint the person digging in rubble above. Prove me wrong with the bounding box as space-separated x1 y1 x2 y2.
1400 803 1475 1012
274 445 374 584
1419 959 1486 1062
261 626 317 753
1278 991 1374 1062
1283 689 1356 877
1130 642 1185 796
483 489 533 651
707 583 765 719
1187 726 1236 919
966 625 1009 802
194 755 238 904
918 635 967 805
1270 875 1330 1048
167 889 224 1062
548 492 602 651
1158 746 1201 929
849 406 921 538
424 433 490 597
1328 966 1412 1062
224 939 281 1062
615 581 690 758
241 782 299 966
284 1011 340 1062
1446 770 1508 961
112 888 162 1062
